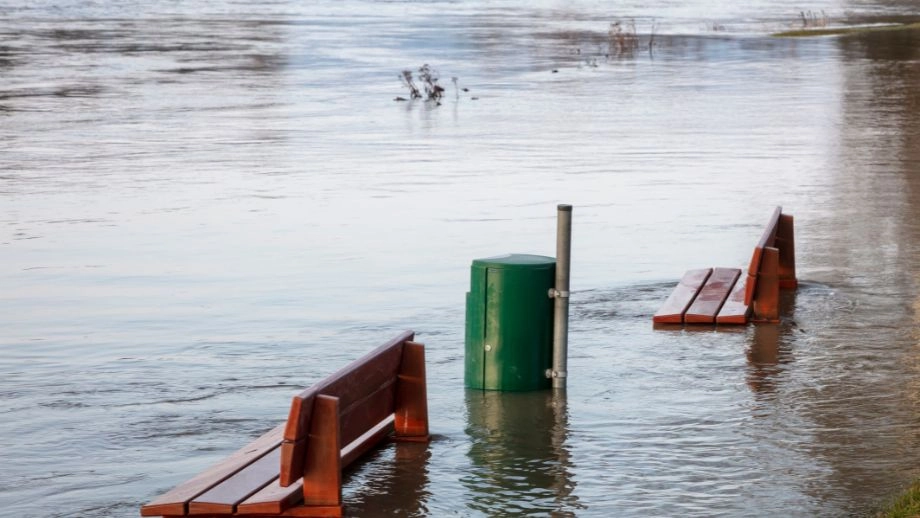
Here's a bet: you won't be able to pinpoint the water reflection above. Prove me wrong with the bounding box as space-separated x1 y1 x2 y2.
463 390 581 516
746 324 795 396
786 24 920 514
344 441 432 517
747 290 798 394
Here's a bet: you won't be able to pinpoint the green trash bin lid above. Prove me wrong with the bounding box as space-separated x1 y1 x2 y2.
471 254 555 270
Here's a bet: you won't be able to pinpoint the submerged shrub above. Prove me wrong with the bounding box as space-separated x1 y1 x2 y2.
397 64 446 103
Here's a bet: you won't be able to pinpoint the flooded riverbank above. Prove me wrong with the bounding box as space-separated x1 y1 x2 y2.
2 1 920 516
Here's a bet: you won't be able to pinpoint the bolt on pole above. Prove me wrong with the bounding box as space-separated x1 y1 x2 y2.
551 204 572 390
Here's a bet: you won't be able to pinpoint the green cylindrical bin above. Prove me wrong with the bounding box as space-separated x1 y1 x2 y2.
465 254 556 391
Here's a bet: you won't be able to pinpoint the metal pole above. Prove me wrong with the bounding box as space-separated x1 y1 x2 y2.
551 204 572 390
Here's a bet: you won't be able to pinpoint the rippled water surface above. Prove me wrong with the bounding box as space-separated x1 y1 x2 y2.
2 1 920 516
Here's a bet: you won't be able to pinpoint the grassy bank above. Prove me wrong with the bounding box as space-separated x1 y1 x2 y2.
773 21 920 38
878 480 920 518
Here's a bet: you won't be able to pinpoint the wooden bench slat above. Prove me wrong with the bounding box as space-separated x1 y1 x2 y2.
715 273 750 325
394 341 429 440
188 447 282 515
282 394 314 446
745 206 782 305
279 438 307 489
751 246 781 322
318 345 403 416
280 332 412 487
284 331 413 442
684 268 741 324
341 414 396 468
162 507 342 518
776 213 797 288
140 423 286 517
302 395 342 507
653 268 712 324
239 416 397 516
236 479 304 515
753 206 782 250
277 506 343 517
340 381 396 448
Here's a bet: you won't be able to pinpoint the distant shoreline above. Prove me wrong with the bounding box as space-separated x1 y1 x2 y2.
773 21 920 38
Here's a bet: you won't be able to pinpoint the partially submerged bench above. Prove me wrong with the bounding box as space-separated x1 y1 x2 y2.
653 207 797 325
141 330 429 518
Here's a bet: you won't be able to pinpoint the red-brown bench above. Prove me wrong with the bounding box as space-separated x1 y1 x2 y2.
653 206 797 325
141 330 429 518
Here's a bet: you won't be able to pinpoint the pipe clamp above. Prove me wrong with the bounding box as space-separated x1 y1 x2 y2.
548 289 570 299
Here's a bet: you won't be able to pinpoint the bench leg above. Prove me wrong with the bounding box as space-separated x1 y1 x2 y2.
394 341 430 441
776 214 797 289
302 395 342 509
752 247 780 323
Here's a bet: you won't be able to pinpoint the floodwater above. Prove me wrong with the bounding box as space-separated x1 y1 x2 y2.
2 1 920 516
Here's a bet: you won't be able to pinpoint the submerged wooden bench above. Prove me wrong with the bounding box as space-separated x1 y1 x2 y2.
141 330 429 518
653 206 798 325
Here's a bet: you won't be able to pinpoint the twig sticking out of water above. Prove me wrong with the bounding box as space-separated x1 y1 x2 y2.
417 64 444 101
398 65 445 103
400 70 421 99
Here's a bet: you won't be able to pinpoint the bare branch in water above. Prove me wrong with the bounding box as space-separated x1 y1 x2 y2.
418 64 444 101
400 70 421 99
397 65 448 103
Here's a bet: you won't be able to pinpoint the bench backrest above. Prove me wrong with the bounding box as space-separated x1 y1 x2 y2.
279 330 427 487
743 206 783 306
140 331 429 517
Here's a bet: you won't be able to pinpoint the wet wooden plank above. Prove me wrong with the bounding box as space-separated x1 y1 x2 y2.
317 341 403 411
653 268 712 324
753 206 783 251
279 438 307 488
394 342 429 440
279 389 313 486
240 417 397 516
281 331 412 486
302 395 342 507
236 478 304 515
188 447 282 515
277 506 343 517
283 394 315 444
745 206 782 305
716 273 751 325
284 331 412 441
776 213 798 289
168 506 342 518
751 246 780 322
341 415 395 468
684 268 741 324
339 380 396 447
140 423 285 517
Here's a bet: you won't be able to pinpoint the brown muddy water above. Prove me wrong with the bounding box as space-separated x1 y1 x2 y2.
2 1 920 517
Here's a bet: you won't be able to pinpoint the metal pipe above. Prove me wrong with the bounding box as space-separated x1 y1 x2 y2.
551 204 572 390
